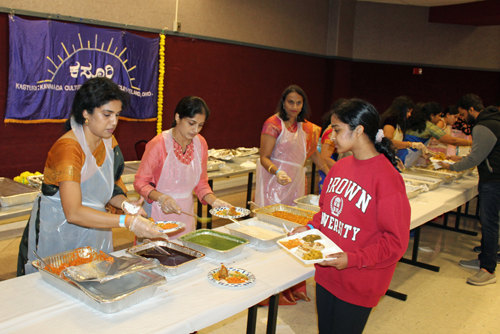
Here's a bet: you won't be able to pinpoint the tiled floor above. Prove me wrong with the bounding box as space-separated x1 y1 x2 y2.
2 194 500 333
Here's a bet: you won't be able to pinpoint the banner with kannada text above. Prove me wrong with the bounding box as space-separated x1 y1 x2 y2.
5 15 159 123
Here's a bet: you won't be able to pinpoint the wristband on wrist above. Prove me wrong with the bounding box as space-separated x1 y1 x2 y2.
119 215 126 228
307 224 314 230
275 169 282 176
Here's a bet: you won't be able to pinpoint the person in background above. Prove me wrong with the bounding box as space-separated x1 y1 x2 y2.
255 85 329 207
318 98 347 193
439 94 499 286
425 102 448 155
255 84 328 305
380 96 427 164
134 96 232 238
17 78 165 276
448 105 473 157
291 99 410 333
403 102 472 167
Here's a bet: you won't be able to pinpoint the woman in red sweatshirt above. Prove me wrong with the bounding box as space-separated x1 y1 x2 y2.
292 99 411 333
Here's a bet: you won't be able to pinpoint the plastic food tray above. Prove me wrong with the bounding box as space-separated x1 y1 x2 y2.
0 177 39 207
32 247 165 313
252 204 316 231
127 241 205 276
405 185 421 199
225 218 286 248
401 173 442 190
178 229 249 260
293 195 320 212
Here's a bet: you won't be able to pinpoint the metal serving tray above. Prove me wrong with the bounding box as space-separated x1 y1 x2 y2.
207 159 226 171
121 165 137 184
32 247 165 313
405 169 454 184
402 173 443 190
0 177 39 207
293 194 320 212
124 160 141 170
178 229 249 260
126 241 205 276
405 185 421 199
252 204 316 231
225 218 286 248
410 166 465 182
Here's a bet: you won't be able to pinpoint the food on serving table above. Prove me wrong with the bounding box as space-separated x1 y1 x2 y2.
43 247 114 276
431 152 446 160
279 238 302 250
186 234 242 251
156 222 179 230
135 246 196 266
212 264 249 284
235 225 283 240
302 234 322 243
271 211 311 225
218 206 239 216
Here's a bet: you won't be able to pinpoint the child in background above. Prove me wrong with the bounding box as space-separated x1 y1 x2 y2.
291 99 411 333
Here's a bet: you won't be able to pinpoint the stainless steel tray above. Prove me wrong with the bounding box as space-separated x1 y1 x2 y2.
126 241 205 276
402 173 442 190
121 165 137 184
406 168 456 184
0 177 39 207
124 160 141 170
405 185 421 199
293 195 320 212
27 174 44 190
208 147 259 161
252 204 316 231
178 229 249 259
207 159 226 171
225 218 286 248
32 247 165 313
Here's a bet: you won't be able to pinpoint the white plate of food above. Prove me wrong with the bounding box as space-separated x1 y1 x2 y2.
429 158 455 169
209 206 251 219
208 265 256 288
153 220 185 234
277 229 343 265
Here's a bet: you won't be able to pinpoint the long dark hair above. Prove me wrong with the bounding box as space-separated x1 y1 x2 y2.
277 85 310 123
333 99 398 167
379 96 414 135
406 102 428 133
65 77 130 130
171 96 210 127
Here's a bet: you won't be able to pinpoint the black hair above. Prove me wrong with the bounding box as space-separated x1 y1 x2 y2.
277 85 310 123
421 101 442 121
406 102 428 133
457 94 484 112
171 96 210 127
379 96 414 135
444 104 459 116
333 99 398 167
321 98 348 132
65 77 130 131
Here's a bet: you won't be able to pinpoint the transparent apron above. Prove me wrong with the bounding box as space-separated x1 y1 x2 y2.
255 119 306 207
145 130 201 238
25 117 114 274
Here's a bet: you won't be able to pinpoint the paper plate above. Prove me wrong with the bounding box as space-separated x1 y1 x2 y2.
207 267 256 288
209 207 251 219
277 229 343 265
153 221 185 234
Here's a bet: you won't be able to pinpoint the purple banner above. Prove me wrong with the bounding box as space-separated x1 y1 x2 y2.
6 15 159 122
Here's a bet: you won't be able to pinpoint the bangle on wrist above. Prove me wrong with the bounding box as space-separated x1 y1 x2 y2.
268 164 275 174
307 224 314 230
320 163 326 170
119 215 126 228
275 169 281 176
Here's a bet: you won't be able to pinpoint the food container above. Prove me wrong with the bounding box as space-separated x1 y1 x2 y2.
0 177 39 207
401 173 442 190
27 174 44 190
225 218 286 248
178 229 249 260
121 165 137 184
124 160 141 170
405 185 421 199
32 247 165 313
207 159 226 172
126 241 205 276
293 195 320 212
252 204 316 231
405 168 454 184
411 166 465 182
229 154 260 164
208 147 259 161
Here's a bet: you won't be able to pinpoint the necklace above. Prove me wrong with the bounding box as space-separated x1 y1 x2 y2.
172 129 192 153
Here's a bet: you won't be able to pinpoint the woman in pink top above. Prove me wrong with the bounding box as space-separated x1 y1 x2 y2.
134 96 231 238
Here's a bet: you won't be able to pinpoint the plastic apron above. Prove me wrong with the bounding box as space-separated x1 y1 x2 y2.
146 130 201 238
25 117 114 274
398 134 430 168
255 119 306 207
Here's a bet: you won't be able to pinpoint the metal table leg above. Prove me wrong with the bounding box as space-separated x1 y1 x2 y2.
246 172 253 210
266 294 279 334
246 305 258 334
399 226 440 272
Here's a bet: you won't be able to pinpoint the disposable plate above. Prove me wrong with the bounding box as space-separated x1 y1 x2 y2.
210 206 251 219
207 267 255 288
277 229 342 265
154 221 185 234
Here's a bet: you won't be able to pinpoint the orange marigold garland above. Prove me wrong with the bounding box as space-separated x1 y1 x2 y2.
157 34 166 134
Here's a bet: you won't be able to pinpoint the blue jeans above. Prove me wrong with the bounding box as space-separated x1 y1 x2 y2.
478 182 500 273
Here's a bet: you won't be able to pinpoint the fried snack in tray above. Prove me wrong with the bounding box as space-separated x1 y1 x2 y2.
271 211 310 226
44 247 114 277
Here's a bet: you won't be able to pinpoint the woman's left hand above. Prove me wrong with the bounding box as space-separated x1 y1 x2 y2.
122 197 147 217
317 252 348 269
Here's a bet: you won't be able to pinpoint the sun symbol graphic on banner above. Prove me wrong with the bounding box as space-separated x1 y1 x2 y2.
37 33 139 90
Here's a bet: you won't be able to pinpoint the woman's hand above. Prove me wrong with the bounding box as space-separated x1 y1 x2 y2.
411 142 426 150
276 170 292 185
212 198 233 208
157 194 181 214
317 252 348 269
128 215 169 240
289 226 308 236
121 197 147 217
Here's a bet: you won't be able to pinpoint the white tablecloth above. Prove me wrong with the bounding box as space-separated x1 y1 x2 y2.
0 173 479 333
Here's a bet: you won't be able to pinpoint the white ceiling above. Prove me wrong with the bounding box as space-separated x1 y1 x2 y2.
358 0 484 7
